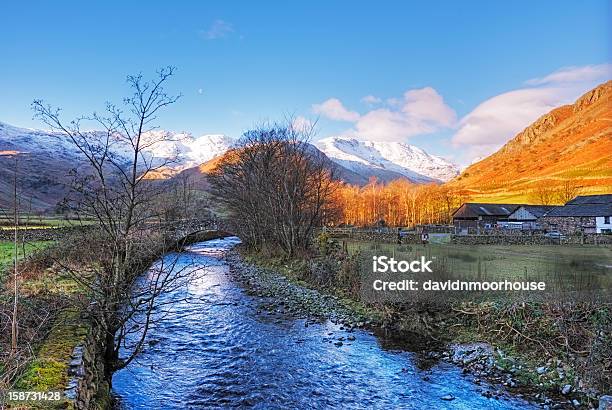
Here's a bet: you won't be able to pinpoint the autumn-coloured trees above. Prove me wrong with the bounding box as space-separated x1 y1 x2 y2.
333 178 465 227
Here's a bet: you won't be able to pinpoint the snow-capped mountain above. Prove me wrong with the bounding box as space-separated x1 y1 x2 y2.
0 121 86 160
0 121 236 173
126 130 236 171
316 137 459 183
0 120 235 210
0 120 459 210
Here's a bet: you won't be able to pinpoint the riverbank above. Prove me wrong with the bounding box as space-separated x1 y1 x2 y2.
1 229 233 409
231 246 610 409
113 237 539 409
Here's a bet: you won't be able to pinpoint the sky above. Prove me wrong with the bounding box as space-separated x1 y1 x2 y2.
0 1 610 166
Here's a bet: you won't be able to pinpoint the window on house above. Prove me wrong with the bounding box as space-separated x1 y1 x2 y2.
605 216 611 224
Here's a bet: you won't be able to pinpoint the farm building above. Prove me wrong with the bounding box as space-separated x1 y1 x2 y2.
539 194 612 234
452 203 524 231
507 205 560 230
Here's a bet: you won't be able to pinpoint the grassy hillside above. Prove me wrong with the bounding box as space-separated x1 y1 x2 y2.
449 81 612 203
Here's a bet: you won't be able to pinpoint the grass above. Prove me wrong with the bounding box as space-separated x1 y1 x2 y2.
15 309 88 391
343 239 612 293
9 309 89 410
2 241 88 409
0 241 53 277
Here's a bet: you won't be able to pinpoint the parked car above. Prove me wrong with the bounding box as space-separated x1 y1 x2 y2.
544 231 566 239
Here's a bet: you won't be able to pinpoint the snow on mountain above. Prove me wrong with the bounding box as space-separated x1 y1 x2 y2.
0 121 236 174
136 130 236 171
1 120 456 189
0 121 84 159
316 136 459 183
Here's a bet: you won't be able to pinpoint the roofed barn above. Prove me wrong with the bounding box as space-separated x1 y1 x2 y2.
539 194 612 234
452 203 524 231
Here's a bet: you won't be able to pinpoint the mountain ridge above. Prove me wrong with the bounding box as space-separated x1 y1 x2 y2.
450 80 612 202
2 80 609 211
316 136 459 183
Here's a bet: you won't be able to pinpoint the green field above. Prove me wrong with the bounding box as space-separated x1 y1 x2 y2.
0 241 52 275
343 239 612 294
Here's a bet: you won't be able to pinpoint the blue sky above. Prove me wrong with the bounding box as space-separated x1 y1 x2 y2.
0 1 610 165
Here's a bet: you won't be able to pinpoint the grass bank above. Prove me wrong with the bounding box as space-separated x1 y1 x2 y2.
0 241 53 279
1 229 233 409
0 239 87 409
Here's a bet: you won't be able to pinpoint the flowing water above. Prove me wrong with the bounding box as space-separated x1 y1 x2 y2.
113 237 536 409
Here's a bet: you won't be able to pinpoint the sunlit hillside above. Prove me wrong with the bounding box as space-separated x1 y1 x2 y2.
449 81 612 203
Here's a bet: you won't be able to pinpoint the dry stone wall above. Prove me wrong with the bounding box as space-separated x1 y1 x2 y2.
328 230 612 246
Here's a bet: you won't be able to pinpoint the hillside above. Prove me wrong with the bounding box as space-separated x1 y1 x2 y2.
0 122 235 211
449 81 612 203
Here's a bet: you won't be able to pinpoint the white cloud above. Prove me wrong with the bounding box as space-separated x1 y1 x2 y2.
452 87 568 146
313 87 456 141
312 98 360 122
361 95 382 105
525 64 612 86
353 109 434 141
354 87 456 141
452 64 611 162
201 20 234 40
402 87 457 127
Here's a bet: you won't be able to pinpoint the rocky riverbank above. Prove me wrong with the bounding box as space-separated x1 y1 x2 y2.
225 252 379 328
226 249 609 410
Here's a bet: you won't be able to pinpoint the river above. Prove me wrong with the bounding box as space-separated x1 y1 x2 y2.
112 237 536 409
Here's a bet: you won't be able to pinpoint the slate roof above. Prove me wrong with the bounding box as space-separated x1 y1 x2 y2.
452 203 524 218
566 194 612 205
545 204 612 217
509 205 561 219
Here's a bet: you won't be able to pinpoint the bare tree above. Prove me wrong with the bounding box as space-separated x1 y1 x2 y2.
32 67 199 380
557 179 582 204
208 121 337 255
531 180 558 205
11 155 19 353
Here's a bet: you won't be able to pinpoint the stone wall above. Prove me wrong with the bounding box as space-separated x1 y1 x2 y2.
65 321 111 409
451 235 554 245
328 230 612 246
0 226 88 242
539 216 597 234
331 231 420 244
449 233 611 246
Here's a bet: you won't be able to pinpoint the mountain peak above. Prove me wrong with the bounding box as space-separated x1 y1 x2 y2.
502 81 612 152
451 81 612 201
316 136 459 182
